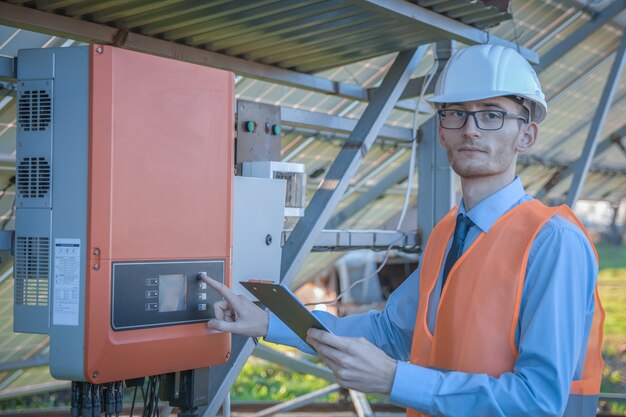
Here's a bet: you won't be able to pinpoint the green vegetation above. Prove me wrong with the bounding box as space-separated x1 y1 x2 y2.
596 244 626 415
597 243 626 270
232 347 338 403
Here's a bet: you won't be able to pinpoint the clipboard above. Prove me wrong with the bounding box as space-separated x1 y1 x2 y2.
240 281 331 347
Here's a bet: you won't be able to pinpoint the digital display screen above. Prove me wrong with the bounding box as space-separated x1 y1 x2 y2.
158 274 187 312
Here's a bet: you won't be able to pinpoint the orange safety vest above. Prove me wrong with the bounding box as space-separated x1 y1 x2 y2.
408 200 604 417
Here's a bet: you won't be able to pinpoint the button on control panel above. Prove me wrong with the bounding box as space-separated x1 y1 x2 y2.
112 260 225 331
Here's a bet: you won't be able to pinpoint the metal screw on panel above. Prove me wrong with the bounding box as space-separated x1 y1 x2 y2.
226 352 230 359
265 234 272 246
96 47 103 54
93 264 100 270
93 248 100 255
92 371 99 379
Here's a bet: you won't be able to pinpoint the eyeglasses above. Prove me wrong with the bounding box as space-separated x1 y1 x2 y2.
438 109 528 131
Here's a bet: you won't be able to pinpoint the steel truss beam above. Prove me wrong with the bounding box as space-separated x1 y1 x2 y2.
0 57 15 81
0 2 424 113
280 46 426 285
417 115 456 243
282 229 418 251
251 384 342 417
280 107 415 142
534 124 626 200
326 159 411 229
0 355 48 372
202 46 426 417
534 0 626 73
355 0 538 63
566 31 626 206
0 381 69 400
253 344 335 381
253 345 374 417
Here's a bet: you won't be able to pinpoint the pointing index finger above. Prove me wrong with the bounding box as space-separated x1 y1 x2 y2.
198 272 239 304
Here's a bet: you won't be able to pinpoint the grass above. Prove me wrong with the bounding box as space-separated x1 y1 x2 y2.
596 244 626 415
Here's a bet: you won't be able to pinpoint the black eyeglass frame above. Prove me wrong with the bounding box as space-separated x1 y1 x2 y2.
437 109 528 131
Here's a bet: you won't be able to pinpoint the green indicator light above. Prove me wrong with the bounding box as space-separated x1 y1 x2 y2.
244 121 256 133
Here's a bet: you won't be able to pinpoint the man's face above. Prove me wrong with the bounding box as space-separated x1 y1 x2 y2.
438 96 536 180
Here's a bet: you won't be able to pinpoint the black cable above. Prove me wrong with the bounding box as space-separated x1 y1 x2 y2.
130 386 138 417
115 381 123 417
141 384 147 415
153 377 160 417
143 377 155 417
155 378 160 417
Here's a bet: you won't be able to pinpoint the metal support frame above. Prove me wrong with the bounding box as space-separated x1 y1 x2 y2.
202 46 426 417
252 344 377 417
370 75 436 101
326 160 411 229
417 116 456 243
534 0 626 73
416 42 457 243
566 31 626 206
0 2 420 114
0 381 70 400
349 390 375 417
536 124 626 200
0 56 16 82
281 46 426 286
546 42 620 104
280 106 415 143
356 0 538 63
253 344 335 381
0 355 48 372
282 229 417 251
250 384 342 417
546 89 626 158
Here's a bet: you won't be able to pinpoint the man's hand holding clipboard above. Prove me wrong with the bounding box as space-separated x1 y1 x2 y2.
198 273 396 394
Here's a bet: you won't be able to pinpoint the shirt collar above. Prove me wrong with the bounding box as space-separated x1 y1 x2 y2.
457 177 526 233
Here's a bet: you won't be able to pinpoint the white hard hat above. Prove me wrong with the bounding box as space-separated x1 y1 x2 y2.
427 44 547 123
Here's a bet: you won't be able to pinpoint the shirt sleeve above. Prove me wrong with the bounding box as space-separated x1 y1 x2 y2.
389 217 598 417
264 263 422 360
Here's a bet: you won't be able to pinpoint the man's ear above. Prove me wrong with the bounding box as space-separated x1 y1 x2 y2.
438 125 448 148
517 122 538 153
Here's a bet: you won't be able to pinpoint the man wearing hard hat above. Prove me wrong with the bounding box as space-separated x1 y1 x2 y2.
201 44 604 417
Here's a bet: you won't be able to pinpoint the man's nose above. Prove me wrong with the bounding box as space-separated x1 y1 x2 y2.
462 114 481 136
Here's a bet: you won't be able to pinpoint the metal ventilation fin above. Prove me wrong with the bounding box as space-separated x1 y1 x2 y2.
17 157 51 199
18 89 52 132
15 236 50 306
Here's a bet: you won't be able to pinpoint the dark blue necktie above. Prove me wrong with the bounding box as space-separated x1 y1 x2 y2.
441 214 473 288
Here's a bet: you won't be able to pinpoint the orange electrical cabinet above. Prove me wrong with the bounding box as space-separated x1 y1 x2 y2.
14 44 233 383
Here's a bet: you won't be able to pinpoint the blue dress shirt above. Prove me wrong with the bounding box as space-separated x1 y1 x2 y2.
265 177 598 417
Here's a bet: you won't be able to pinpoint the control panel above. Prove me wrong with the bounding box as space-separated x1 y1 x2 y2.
111 260 224 330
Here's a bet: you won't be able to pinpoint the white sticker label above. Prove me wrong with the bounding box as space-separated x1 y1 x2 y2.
53 238 81 326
